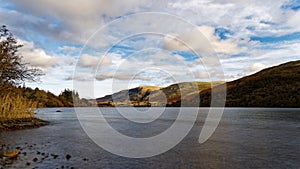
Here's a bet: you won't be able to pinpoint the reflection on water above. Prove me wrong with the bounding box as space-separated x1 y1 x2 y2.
0 108 299 169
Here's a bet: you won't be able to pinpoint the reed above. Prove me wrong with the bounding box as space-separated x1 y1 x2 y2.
0 94 37 121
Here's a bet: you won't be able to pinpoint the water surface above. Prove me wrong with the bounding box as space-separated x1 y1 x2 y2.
0 108 299 169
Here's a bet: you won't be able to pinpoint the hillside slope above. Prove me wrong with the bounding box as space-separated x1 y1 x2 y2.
97 60 300 107
96 82 220 106
199 60 300 107
96 86 161 106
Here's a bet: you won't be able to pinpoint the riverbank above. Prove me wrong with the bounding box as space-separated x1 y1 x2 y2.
0 118 49 131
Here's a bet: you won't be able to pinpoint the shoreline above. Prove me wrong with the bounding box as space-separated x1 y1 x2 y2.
0 118 50 131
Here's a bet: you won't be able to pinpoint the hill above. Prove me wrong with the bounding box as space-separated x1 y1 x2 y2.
96 86 162 106
199 60 300 107
96 82 223 107
96 60 300 107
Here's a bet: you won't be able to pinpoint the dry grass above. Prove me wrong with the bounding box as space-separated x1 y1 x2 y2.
0 94 37 121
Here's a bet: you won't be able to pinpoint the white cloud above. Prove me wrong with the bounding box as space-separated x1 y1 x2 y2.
92 51 198 85
64 73 95 82
167 0 289 37
287 10 300 31
95 73 134 81
78 54 111 68
59 46 81 55
199 26 241 55
2 0 300 98
163 28 212 55
164 26 241 55
8 0 148 43
19 40 58 67
249 63 266 73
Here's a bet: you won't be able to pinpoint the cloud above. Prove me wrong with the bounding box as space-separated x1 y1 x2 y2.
163 26 241 55
2 0 300 98
167 0 292 38
199 26 241 55
95 73 134 81
59 46 81 55
19 40 59 67
163 29 212 55
7 0 148 44
77 54 111 68
196 56 221 66
249 63 266 73
287 10 300 31
64 73 95 81
92 51 199 85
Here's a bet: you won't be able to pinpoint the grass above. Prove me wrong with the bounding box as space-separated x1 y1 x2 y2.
0 94 37 121
0 94 49 130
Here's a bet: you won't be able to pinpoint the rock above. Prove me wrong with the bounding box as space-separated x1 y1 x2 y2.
51 154 59 159
33 157 38 162
66 154 71 160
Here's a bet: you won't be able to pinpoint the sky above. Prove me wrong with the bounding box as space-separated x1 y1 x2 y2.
1 0 300 98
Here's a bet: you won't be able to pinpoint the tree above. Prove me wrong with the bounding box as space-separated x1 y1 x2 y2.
59 89 80 107
0 25 43 94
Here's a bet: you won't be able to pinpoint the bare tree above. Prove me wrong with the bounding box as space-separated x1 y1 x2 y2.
0 25 43 93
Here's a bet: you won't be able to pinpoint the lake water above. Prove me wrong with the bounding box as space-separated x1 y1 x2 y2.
0 108 299 169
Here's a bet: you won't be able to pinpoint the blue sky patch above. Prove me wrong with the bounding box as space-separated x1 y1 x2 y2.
281 0 300 11
171 51 199 61
0 2 15 10
251 32 300 43
214 27 233 40
109 45 135 57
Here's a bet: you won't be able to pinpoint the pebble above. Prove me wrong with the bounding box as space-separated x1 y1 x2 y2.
66 154 71 160
32 157 38 162
51 154 59 159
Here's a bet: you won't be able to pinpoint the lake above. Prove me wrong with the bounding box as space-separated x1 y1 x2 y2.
0 108 299 169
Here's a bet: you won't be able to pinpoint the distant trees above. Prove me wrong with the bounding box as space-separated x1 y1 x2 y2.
58 89 79 107
0 25 43 94
58 89 92 107
11 87 91 107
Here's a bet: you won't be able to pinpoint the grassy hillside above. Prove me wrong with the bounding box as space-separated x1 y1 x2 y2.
96 86 162 106
96 82 221 107
96 60 300 107
199 60 300 107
